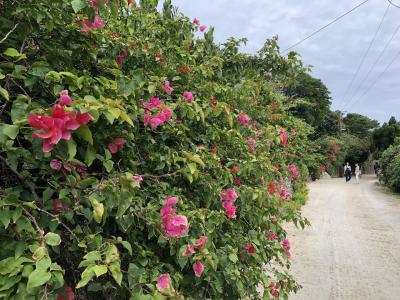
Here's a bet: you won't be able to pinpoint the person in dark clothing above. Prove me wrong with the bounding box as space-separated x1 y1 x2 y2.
374 162 380 175
344 162 352 182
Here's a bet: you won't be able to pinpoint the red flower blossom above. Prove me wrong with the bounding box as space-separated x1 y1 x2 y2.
194 236 208 249
193 261 204 277
267 182 276 195
57 287 74 300
244 243 257 254
50 159 62 171
211 147 218 155
231 165 238 174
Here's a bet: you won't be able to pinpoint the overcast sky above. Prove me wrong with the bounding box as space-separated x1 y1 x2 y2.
167 0 400 124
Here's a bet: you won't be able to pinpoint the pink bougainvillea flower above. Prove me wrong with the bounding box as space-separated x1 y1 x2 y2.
244 243 257 254
157 108 172 123
211 147 218 155
279 128 287 147
237 112 250 127
279 187 291 201
76 112 94 125
78 14 105 33
199 25 206 32
116 48 128 65
91 0 99 8
50 159 62 171
29 105 93 153
267 231 278 241
163 81 174 95
270 215 277 222
282 239 291 251
143 97 163 110
193 18 200 25
182 91 194 102
267 182 276 195
108 138 126 154
194 236 208 249
63 163 73 172
193 261 204 277
156 274 171 290
75 164 87 174
108 143 118 154
220 188 238 202
161 196 189 238
247 138 256 154
222 200 237 219
271 289 280 299
133 175 143 183
182 244 195 257
288 164 300 179
128 0 134 5
234 177 241 186
231 165 238 174
58 90 72 106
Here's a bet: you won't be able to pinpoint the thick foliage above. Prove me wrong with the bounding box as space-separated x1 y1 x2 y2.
0 0 312 299
380 142 400 192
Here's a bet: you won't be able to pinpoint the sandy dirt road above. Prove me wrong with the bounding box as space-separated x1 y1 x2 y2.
288 175 400 300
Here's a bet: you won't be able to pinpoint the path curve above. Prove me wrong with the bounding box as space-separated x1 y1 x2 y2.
288 175 400 300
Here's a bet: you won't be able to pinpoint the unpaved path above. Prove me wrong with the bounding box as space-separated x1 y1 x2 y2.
288 175 400 300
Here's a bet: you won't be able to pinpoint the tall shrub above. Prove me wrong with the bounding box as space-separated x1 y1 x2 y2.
0 0 311 298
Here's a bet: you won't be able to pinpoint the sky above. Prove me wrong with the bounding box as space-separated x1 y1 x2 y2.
165 0 400 124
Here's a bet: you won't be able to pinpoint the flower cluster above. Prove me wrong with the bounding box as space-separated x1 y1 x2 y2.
28 91 93 152
267 231 278 241
244 243 257 254
116 49 128 65
142 96 172 128
50 159 87 174
247 138 256 154
269 282 280 299
288 164 300 179
77 15 105 33
279 128 287 147
237 112 250 127
279 186 291 201
163 80 174 95
267 182 277 195
193 18 206 32
156 274 171 291
160 196 189 238
182 91 194 102
220 188 238 219
108 138 126 154
282 239 291 258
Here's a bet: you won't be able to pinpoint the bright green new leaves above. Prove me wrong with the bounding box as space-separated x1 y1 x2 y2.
45 232 61 246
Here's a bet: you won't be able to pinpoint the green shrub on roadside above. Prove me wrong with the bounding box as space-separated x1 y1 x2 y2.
0 0 313 299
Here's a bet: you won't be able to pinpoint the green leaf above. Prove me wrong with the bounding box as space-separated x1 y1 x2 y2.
92 265 108 277
45 232 61 246
90 197 104 224
4 48 20 57
82 251 102 262
85 145 97 166
2 124 19 139
71 0 87 13
116 191 133 218
67 138 77 161
76 267 95 288
121 241 133 256
0 209 10 228
109 262 122 285
0 87 9 100
228 253 238 263
76 125 93 145
120 111 134 126
27 268 51 289
11 96 29 123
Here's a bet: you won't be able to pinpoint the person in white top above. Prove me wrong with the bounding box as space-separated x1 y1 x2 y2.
355 163 361 183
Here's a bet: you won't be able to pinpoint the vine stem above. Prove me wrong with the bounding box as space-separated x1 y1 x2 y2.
0 23 19 44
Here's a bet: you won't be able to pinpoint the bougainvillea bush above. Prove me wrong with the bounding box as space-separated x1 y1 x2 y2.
0 0 312 299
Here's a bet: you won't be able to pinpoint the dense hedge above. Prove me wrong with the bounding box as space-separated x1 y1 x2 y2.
0 1 314 299
380 142 400 192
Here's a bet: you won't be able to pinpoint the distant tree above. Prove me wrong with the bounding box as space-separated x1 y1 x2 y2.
284 72 332 132
343 113 379 139
372 116 400 158
316 110 341 137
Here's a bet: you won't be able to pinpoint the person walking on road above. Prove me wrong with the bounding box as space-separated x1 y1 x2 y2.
344 162 352 182
355 163 361 183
